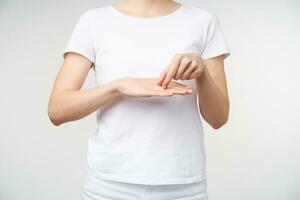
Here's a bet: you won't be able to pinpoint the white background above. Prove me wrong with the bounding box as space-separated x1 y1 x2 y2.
0 0 299 199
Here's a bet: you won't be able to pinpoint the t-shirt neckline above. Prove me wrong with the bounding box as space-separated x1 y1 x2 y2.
109 3 185 21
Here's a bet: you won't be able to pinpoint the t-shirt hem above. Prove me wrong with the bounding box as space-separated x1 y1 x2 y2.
86 171 207 185
201 49 231 60
63 49 95 64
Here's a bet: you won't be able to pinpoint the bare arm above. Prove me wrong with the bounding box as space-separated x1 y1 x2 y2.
47 52 192 126
157 53 230 129
47 53 122 126
195 55 230 129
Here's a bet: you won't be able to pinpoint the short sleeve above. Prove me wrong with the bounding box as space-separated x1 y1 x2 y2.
63 11 95 64
200 13 230 60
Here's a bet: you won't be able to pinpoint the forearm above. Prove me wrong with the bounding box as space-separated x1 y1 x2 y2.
48 80 122 126
195 66 229 129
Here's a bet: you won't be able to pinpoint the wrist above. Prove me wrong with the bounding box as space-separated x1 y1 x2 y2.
196 64 209 83
110 79 124 98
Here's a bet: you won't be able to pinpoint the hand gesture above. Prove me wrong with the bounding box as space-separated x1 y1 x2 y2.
157 53 206 88
114 77 193 98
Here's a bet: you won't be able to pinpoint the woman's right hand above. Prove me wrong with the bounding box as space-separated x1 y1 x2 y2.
112 77 193 98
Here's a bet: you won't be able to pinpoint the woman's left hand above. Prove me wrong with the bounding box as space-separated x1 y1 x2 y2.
157 53 207 89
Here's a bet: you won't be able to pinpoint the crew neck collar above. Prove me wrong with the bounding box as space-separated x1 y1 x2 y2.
109 3 185 21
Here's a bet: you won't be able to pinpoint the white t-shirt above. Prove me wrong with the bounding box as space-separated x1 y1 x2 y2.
63 3 230 185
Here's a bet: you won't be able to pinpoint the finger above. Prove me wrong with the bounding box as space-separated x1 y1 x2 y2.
170 87 193 95
166 83 193 93
187 68 202 80
155 84 189 94
169 81 191 89
151 86 192 96
170 88 192 95
151 88 174 96
156 67 168 86
161 54 182 89
171 82 193 93
174 55 192 80
169 83 192 91
167 85 192 91
182 60 198 80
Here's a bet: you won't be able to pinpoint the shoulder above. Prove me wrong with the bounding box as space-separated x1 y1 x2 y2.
183 4 220 24
75 5 112 23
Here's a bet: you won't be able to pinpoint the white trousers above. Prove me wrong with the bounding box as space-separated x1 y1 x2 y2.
80 174 209 200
